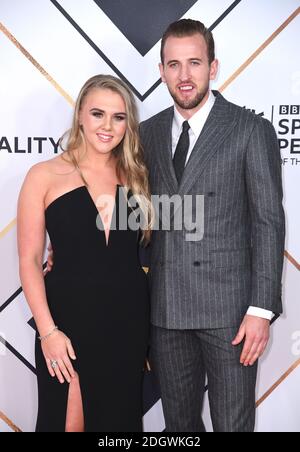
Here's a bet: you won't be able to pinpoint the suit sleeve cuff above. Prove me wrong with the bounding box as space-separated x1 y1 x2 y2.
247 306 273 320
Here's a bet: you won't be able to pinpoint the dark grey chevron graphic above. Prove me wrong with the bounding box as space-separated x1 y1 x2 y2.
27 317 37 331
0 263 47 313
0 335 36 375
50 0 243 101
94 0 197 56
142 369 161 415
270 313 280 325
0 263 46 374
0 287 23 313
209 0 242 30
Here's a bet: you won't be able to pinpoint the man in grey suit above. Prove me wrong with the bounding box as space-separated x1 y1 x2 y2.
140 19 285 432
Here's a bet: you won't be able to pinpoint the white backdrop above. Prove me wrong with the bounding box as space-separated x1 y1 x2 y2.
0 0 299 432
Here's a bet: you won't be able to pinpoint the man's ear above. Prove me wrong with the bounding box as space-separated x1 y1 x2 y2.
159 62 166 83
209 59 219 81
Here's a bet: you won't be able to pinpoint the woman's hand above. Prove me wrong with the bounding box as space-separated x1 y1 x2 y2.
41 330 76 383
46 242 54 272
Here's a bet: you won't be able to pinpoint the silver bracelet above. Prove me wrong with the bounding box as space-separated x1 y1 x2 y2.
38 326 58 341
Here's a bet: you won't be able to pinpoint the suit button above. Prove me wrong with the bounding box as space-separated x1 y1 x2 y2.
193 261 201 267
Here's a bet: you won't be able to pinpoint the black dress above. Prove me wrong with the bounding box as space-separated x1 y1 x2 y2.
35 185 150 432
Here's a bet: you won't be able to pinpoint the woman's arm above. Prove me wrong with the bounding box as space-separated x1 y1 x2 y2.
17 163 76 383
18 164 54 335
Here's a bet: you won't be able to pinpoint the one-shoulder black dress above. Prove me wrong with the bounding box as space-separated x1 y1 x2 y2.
35 185 149 432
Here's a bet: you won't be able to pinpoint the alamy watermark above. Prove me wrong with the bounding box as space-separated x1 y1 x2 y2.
291 330 300 357
95 192 204 242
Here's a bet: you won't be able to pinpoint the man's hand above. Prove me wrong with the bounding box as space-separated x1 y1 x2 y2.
232 314 270 366
46 242 54 272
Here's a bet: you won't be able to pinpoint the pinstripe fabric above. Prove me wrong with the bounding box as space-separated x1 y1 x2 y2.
151 326 257 432
140 91 285 330
150 327 206 432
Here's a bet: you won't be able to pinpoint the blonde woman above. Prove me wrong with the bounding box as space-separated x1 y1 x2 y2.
18 75 152 432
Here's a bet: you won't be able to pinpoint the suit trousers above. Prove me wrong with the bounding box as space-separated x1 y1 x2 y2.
150 325 258 432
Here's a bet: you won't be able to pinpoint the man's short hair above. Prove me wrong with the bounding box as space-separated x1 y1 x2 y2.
160 19 215 65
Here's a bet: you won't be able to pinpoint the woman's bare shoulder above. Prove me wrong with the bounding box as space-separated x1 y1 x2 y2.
26 154 74 181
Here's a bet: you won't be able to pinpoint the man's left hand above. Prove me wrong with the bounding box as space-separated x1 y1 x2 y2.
232 315 270 366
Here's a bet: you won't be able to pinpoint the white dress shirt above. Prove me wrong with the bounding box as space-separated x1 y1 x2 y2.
172 90 215 162
171 91 272 321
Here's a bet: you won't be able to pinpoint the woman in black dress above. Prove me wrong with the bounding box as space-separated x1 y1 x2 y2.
17 75 152 432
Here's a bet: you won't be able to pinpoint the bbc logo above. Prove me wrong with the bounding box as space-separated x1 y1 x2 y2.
279 105 300 115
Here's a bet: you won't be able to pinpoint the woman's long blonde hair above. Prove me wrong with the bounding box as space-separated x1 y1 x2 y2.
60 74 153 244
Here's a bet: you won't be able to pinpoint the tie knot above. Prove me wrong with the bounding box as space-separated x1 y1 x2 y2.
182 120 190 133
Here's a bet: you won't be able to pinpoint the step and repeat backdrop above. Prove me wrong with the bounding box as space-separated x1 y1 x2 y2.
0 0 299 432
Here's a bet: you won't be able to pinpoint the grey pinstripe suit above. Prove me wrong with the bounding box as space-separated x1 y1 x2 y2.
140 91 285 431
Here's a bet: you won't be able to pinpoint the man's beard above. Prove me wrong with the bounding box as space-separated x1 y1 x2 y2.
169 85 209 110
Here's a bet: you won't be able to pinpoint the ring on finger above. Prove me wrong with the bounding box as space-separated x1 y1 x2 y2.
50 359 58 369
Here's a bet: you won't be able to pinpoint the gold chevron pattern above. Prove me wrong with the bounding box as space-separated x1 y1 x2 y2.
0 5 299 431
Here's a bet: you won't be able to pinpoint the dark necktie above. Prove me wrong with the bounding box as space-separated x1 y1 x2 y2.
173 120 190 184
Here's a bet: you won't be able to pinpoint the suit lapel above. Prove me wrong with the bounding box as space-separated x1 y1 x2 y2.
153 107 178 195
178 91 238 196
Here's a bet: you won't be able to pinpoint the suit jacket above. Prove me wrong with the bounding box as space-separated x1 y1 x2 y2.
140 91 285 329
